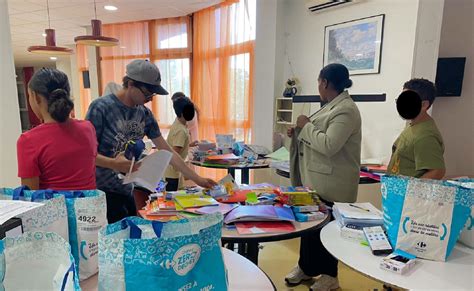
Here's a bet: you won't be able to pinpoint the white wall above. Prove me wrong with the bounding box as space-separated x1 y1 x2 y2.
432 0 474 176
253 0 279 149
0 0 22 187
278 0 425 162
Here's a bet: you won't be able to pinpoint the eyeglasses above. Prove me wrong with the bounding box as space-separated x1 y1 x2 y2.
137 86 155 99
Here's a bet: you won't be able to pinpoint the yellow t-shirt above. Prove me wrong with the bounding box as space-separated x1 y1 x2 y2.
165 119 190 188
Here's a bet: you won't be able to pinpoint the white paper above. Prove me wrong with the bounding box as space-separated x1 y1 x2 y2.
0 200 43 225
333 202 382 220
123 150 173 192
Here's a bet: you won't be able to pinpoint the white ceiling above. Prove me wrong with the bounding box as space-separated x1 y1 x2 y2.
8 0 221 67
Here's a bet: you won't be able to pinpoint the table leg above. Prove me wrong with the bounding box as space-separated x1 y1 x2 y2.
237 243 246 257
226 242 235 251
246 242 259 265
228 168 236 180
241 168 250 185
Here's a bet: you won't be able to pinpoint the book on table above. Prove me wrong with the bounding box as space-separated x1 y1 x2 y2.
235 221 295 234
224 205 295 224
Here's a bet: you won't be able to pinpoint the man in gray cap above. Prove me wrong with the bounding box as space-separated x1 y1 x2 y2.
86 59 216 223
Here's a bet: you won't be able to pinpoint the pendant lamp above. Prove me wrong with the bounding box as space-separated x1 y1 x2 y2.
27 0 73 55
74 0 119 47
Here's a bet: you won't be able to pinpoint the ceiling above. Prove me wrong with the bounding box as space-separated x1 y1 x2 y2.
8 0 221 67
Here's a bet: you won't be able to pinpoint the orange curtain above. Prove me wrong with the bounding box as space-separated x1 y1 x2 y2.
192 0 255 143
76 44 91 119
192 0 256 180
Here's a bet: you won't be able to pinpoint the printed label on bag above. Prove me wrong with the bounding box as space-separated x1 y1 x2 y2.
172 244 201 276
397 192 453 261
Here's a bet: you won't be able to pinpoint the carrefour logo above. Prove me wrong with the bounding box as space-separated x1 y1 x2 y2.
172 244 201 276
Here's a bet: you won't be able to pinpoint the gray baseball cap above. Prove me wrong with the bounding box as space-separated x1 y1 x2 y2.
126 59 169 95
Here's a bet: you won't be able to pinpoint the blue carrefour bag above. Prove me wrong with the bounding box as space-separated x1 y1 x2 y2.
381 175 472 261
98 213 228 291
0 187 107 281
0 231 80 291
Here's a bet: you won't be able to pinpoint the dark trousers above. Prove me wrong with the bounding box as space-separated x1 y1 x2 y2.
166 178 179 192
298 207 338 277
105 191 137 224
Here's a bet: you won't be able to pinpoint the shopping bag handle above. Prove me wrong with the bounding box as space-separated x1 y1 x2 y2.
31 189 55 201
60 263 76 291
62 191 86 199
121 218 164 239
12 185 30 200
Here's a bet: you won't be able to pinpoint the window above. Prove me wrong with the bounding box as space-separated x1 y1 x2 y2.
97 17 192 137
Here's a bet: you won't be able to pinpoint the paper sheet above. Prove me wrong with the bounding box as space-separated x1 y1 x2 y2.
0 200 43 225
265 147 290 161
123 150 173 192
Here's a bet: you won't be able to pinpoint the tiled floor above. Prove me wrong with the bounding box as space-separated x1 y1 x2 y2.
258 238 385 291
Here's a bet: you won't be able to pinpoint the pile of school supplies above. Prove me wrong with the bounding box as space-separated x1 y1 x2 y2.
274 186 320 206
291 205 325 222
333 203 382 243
224 205 295 224
333 202 383 227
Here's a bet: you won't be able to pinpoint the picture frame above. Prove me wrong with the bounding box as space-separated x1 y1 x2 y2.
323 14 385 75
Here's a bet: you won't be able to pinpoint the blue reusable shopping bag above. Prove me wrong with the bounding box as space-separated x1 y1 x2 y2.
0 187 107 281
381 175 472 261
0 187 70 242
98 213 228 291
0 231 80 291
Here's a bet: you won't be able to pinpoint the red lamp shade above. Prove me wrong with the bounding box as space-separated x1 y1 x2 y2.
27 29 73 55
74 19 118 47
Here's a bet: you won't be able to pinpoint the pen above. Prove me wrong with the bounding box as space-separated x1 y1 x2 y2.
349 204 371 212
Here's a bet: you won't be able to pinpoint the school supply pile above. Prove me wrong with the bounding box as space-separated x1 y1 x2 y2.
291 204 325 222
274 186 320 206
224 205 295 224
333 202 383 228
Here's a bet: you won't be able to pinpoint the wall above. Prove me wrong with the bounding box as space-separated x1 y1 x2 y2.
432 0 474 176
0 0 22 187
278 0 425 162
253 0 279 150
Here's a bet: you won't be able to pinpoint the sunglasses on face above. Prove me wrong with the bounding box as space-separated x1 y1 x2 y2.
137 86 156 99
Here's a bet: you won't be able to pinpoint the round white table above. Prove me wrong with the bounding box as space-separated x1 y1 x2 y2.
321 221 474 290
80 248 275 291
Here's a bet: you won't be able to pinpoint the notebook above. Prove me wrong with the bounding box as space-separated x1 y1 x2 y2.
224 205 295 224
174 195 219 209
235 221 295 235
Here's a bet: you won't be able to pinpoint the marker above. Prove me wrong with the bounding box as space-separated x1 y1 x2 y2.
349 204 371 212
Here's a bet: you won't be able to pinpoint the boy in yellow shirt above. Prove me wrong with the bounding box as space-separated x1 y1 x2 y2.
388 78 445 179
165 94 197 191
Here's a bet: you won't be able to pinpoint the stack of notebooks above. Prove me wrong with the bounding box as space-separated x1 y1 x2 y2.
204 153 241 165
333 202 383 243
224 205 296 235
360 164 387 181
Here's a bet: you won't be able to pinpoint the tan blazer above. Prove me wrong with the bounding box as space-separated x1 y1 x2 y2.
290 91 361 203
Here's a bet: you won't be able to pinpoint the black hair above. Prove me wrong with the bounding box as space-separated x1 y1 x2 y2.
173 96 195 121
319 63 353 93
171 91 186 101
28 68 73 123
403 78 437 106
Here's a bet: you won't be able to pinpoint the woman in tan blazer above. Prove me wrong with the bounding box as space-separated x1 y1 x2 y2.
285 64 361 291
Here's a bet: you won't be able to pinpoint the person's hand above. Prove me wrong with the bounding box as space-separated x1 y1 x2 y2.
296 115 310 129
196 177 217 189
112 152 140 173
190 140 199 147
287 127 295 137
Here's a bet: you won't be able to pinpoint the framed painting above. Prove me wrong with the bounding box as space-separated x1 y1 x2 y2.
324 14 385 75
